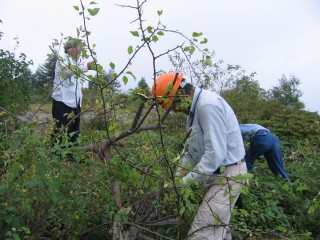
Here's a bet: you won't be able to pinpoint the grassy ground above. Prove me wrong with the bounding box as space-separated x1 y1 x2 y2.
29 103 51 113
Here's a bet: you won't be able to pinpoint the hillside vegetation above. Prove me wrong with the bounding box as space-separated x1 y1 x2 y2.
1 0 319 239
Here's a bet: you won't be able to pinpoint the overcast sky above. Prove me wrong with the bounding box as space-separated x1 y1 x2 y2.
1 0 319 113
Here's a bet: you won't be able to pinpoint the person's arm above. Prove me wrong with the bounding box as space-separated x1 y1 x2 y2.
57 58 92 79
239 125 252 142
183 104 227 182
177 150 196 177
239 125 247 141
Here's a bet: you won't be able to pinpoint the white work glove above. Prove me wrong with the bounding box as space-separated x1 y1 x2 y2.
181 176 189 187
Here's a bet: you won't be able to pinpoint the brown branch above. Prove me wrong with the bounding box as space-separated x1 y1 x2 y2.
140 216 180 226
111 181 122 209
130 101 145 131
155 44 184 60
127 222 176 240
139 159 161 189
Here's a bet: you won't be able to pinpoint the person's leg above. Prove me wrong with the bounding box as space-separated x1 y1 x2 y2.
64 105 81 162
244 146 255 172
51 100 79 162
62 105 81 162
52 99 71 144
264 135 289 179
68 105 81 143
234 194 243 209
187 162 247 240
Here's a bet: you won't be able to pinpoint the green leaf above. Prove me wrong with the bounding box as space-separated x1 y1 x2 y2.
179 206 185 215
157 10 163 16
127 45 133 55
217 177 224 185
147 26 153 33
109 62 115 70
190 46 195 54
73 6 79 11
276 226 286 233
302 231 312 237
296 186 308 192
51 191 59 204
241 185 250 195
118 207 127 214
192 32 203 37
282 184 290 191
157 31 164 36
22 227 31 234
152 35 159 42
153 169 161 176
88 8 100 16
112 73 117 80
233 173 253 181
114 213 121 222
97 65 103 73
186 162 192 169
123 76 128 85
122 215 128 223
7 206 17 213
126 71 136 80
200 38 208 44
12 233 20 240
130 31 139 37
205 56 213 66
239 209 249 216
307 205 316 214
35 162 47 175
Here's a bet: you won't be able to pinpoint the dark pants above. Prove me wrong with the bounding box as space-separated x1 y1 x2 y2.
52 99 81 144
245 129 289 179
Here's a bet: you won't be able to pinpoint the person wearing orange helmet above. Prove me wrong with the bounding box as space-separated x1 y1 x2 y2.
152 72 247 240
152 72 186 110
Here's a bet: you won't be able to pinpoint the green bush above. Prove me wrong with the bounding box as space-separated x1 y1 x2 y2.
231 140 320 239
0 125 115 239
1 87 320 239
0 50 32 115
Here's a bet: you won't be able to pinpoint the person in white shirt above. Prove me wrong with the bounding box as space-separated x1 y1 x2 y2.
51 37 94 150
152 72 247 240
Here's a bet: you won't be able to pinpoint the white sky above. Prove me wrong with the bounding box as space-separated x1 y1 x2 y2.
1 0 319 113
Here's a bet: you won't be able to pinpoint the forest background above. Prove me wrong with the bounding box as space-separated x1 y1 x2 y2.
0 0 319 239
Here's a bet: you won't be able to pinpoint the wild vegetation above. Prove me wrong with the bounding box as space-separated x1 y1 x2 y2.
1 1 319 239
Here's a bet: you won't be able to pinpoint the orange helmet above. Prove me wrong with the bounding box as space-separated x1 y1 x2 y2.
151 72 184 109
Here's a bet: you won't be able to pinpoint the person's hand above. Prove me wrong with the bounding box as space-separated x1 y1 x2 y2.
181 176 189 186
176 168 188 177
87 61 95 70
163 176 189 189
180 176 198 187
